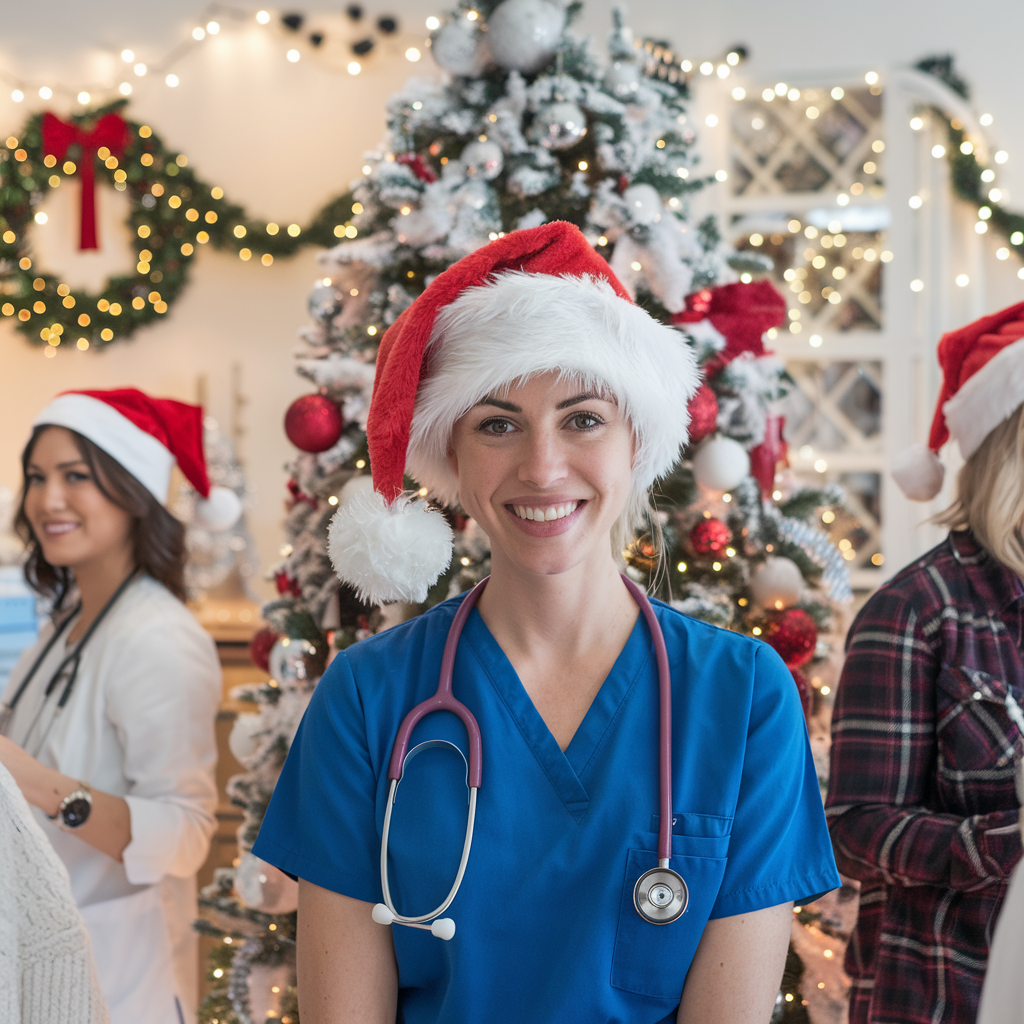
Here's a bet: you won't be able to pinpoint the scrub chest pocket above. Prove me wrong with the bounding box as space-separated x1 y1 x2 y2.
611 819 731 1000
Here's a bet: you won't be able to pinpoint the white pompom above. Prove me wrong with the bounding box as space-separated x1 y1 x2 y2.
891 444 944 501
750 557 805 610
195 485 242 530
328 488 453 605
691 436 751 492
338 474 376 506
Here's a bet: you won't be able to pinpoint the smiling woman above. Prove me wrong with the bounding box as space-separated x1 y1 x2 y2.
254 223 840 1024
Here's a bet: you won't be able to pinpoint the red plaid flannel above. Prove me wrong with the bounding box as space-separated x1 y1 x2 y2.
827 531 1024 1024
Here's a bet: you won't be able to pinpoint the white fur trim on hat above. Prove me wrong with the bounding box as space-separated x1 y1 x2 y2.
328 488 453 605
406 271 700 507
944 336 1024 460
891 443 945 501
195 486 243 531
33 393 174 502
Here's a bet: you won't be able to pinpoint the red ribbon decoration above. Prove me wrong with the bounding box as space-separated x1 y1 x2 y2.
41 112 131 250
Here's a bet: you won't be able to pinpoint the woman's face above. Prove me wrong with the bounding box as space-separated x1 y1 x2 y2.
448 371 634 578
22 427 134 574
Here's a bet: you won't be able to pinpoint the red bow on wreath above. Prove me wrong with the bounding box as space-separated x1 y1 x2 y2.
41 111 131 250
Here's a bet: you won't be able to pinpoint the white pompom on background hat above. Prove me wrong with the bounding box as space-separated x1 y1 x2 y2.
892 303 1024 501
32 388 242 530
327 220 701 606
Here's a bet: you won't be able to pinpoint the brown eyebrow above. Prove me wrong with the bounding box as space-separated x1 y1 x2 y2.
27 460 90 472
474 392 609 413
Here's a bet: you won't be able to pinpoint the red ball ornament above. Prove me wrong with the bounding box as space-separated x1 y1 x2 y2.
284 395 343 453
686 384 719 446
249 626 280 672
689 518 732 556
762 608 817 669
790 668 812 718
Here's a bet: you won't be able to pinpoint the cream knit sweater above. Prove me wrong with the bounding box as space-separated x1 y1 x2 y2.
0 763 108 1024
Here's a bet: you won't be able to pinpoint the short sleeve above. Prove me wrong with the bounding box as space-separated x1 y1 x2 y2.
253 653 382 903
711 644 840 918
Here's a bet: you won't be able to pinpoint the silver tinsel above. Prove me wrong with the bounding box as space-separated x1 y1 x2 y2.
762 501 853 604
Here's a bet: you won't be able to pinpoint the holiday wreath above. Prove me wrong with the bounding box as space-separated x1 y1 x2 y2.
0 100 356 349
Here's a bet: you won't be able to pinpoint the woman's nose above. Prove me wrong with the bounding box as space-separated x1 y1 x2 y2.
41 478 68 510
517 429 568 488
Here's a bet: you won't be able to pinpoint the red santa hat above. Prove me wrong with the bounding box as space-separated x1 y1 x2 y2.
32 388 242 530
892 300 1024 500
327 221 700 605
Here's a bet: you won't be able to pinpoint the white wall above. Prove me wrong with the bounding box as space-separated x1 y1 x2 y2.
2 0 1021 595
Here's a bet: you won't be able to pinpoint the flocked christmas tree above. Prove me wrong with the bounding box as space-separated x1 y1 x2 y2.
197 4 852 1021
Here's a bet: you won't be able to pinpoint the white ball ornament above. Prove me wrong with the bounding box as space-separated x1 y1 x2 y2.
604 60 641 100
431 19 491 76
622 183 663 226
228 711 266 765
268 637 317 684
487 0 565 74
460 139 504 179
691 435 750 491
750 557 805 610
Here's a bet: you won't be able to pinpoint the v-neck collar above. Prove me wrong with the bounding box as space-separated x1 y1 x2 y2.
460 606 652 822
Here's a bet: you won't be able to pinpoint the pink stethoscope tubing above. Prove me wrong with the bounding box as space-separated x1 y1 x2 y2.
371 573 687 939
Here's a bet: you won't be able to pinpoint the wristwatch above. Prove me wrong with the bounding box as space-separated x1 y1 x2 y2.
48 782 93 829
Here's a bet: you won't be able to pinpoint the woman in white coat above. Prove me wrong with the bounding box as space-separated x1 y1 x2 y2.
0 389 237 1024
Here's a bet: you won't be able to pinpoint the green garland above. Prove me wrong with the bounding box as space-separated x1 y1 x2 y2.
0 100 356 350
916 56 1024 263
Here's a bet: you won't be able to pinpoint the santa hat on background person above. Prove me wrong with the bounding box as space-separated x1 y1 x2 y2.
892 300 1024 500
328 220 700 606
32 388 242 530
673 280 788 370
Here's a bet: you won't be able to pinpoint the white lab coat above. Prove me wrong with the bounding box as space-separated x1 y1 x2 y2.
1 575 221 1024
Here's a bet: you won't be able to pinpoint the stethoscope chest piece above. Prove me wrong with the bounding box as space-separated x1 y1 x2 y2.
633 866 688 925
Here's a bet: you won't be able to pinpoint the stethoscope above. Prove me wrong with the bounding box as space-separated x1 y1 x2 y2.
370 573 688 941
0 571 137 754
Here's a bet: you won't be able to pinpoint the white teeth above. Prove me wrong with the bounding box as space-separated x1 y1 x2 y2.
511 502 579 522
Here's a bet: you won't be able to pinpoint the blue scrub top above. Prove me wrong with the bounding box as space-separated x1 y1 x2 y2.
254 593 839 1022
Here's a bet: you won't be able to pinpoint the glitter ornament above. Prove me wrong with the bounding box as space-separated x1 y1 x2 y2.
529 100 588 150
487 0 565 74
460 139 504 179
248 626 280 672
689 518 732 556
622 183 663 225
431 18 491 76
686 384 719 446
762 608 817 668
284 394 344 453
691 435 750 491
604 60 641 100
750 556 804 610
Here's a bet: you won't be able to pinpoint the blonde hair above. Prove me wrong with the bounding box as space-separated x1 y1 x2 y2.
935 403 1024 578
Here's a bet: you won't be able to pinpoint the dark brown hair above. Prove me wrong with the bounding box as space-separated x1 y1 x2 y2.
15 426 187 610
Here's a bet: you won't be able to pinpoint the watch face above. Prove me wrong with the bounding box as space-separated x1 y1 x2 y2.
62 796 91 828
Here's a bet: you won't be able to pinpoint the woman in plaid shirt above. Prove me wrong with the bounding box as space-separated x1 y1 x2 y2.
827 303 1024 1024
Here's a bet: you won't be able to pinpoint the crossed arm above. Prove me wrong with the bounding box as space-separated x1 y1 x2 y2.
296 880 792 1024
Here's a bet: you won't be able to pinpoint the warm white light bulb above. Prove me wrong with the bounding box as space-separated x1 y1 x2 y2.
207 21 220 34
955 274 969 287
121 48 135 62
348 61 362 75
995 150 1009 164
980 113 993 126
39 86 53 99
864 71 879 85
732 86 745 100
426 15 441 29
77 91 90 104
11 89 24 102
119 82 132 95
406 47 421 62
287 49 300 62
165 74 179 87
134 62 147 76
256 10 270 23
192 26 206 40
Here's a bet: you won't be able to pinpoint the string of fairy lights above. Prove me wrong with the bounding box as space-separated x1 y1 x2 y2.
0 4 429 106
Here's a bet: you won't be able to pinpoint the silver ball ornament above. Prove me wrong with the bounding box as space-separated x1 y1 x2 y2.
431 19 491 76
487 0 565 74
530 101 588 150
268 636 318 684
460 139 504 180
691 435 751 492
235 852 299 914
604 60 641 100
